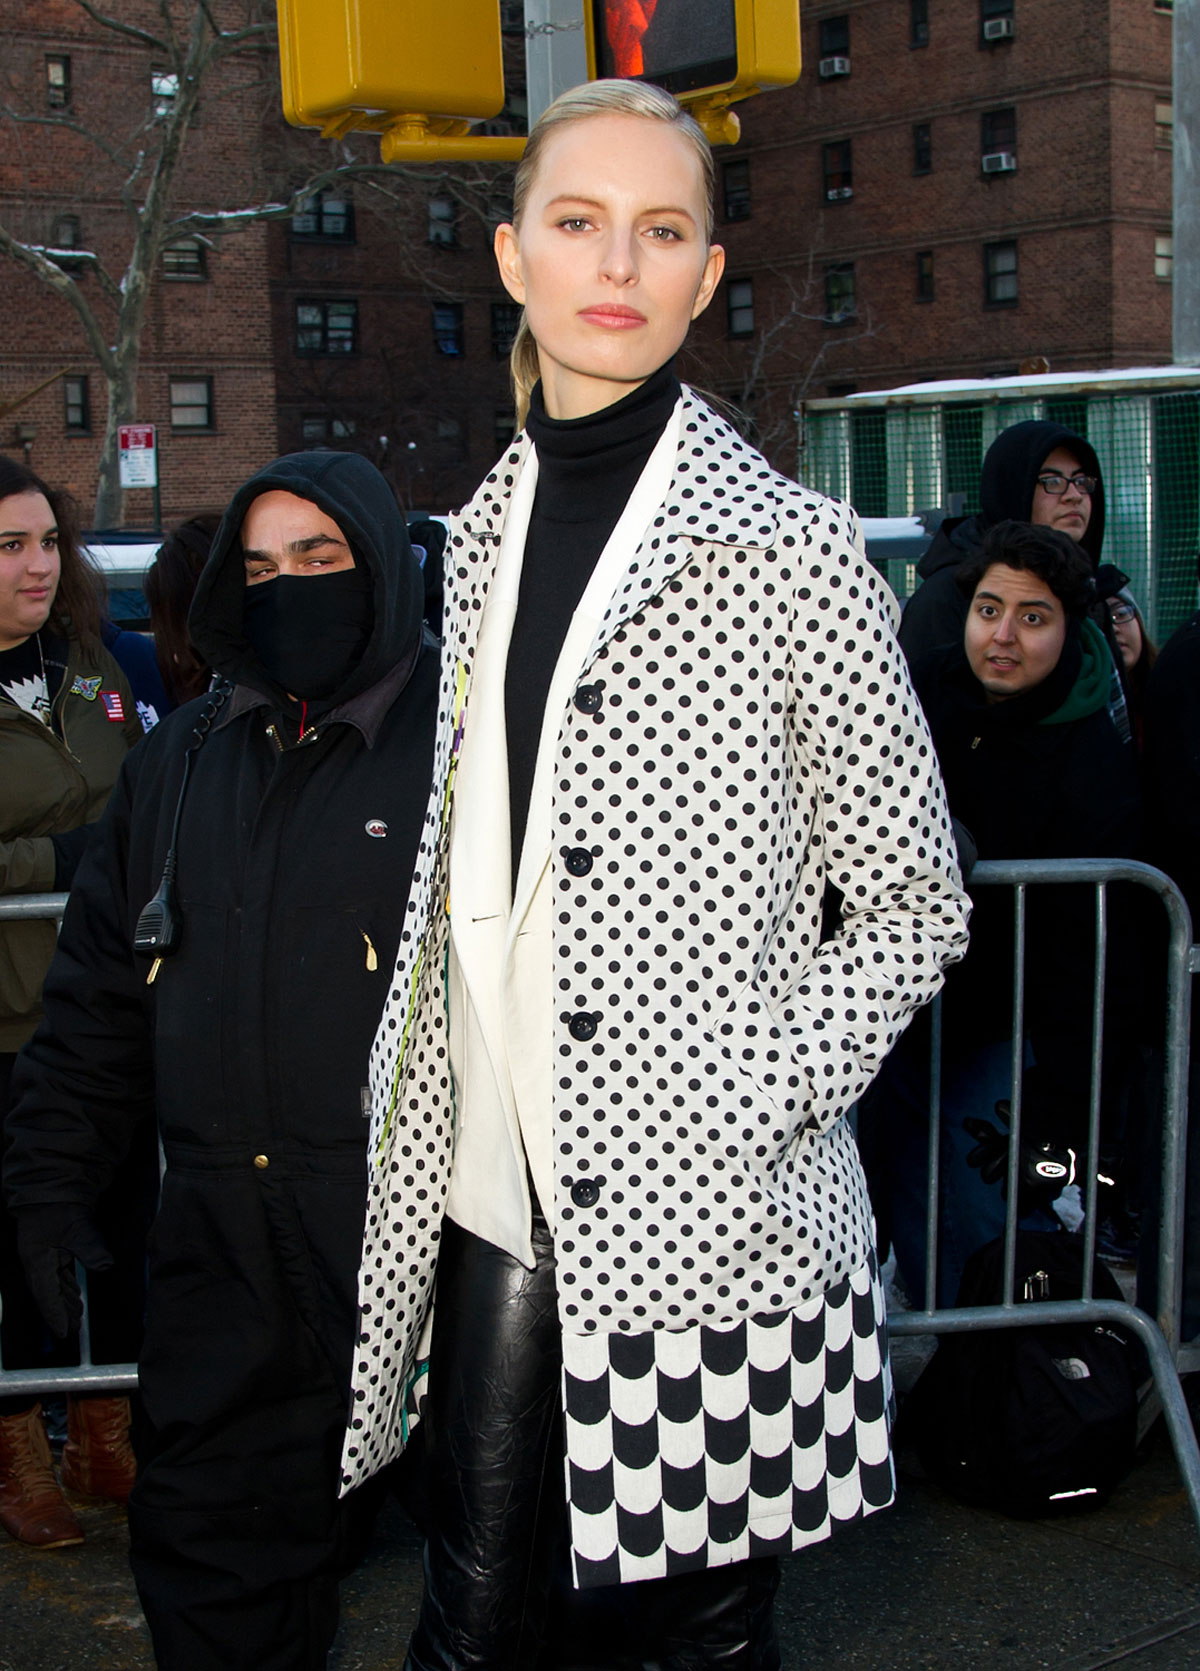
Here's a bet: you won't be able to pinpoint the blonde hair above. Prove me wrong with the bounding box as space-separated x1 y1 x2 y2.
506 79 715 430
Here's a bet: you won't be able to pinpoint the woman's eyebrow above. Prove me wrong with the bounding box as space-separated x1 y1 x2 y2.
543 193 696 224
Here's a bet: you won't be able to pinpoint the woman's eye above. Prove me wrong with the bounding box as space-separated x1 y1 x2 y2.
558 217 590 232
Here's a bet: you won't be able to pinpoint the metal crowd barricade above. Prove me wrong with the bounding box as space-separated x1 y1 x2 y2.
0 891 138 1397
886 857 1200 1536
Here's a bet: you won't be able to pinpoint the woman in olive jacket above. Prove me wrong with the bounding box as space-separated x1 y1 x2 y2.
0 459 142 1551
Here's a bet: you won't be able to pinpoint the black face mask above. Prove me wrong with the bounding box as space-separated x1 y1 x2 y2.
243 566 373 701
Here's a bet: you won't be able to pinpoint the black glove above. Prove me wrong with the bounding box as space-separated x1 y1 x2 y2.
964 1100 1076 1208
50 824 94 889
15 1206 113 1340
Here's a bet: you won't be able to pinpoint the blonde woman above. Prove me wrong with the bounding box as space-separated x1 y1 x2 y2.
348 80 970 1669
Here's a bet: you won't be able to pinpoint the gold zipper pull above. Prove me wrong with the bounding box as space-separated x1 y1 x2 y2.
971 735 981 750
146 957 163 985
362 931 378 972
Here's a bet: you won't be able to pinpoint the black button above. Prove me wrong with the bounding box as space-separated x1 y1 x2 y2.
571 1178 601 1208
574 684 603 714
564 847 594 876
568 1011 599 1041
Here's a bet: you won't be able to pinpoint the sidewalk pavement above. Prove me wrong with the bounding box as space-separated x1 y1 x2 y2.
1 1399 1198 1671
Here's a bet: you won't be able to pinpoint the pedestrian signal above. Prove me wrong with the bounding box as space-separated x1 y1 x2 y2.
278 0 519 161
589 0 801 141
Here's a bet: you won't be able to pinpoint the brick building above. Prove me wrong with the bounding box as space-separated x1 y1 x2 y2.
0 0 281 527
687 0 1176 474
0 0 1177 517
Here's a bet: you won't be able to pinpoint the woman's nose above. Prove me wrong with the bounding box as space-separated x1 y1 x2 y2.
599 229 638 284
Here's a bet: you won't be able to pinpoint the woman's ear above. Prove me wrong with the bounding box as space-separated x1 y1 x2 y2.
494 222 526 304
690 242 726 321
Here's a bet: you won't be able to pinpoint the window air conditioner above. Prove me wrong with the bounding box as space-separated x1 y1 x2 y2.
825 186 854 201
818 56 851 78
982 16 1015 40
981 150 1017 173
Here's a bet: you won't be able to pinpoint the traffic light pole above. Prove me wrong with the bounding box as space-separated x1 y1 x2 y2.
524 0 589 126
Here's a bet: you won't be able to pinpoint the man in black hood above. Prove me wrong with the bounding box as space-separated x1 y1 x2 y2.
898 418 1107 667
3 452 438 1669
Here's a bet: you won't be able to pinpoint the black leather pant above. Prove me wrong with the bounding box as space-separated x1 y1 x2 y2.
404 1214 781 1671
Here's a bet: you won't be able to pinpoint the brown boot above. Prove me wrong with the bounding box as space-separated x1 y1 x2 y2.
0 1402 85 1548
61 1394 137 1506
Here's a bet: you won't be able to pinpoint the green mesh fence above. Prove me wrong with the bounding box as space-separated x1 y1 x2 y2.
800 382 1200 644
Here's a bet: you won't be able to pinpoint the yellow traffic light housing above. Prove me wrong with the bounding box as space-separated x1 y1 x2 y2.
277 0 524 162
587 0 801 144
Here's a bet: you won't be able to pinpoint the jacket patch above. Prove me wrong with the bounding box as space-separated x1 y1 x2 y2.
365 819 388 838
70 675 102 701
100 691 126 722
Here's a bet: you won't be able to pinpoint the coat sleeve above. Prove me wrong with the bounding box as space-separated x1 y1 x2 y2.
3 752 156 1212
0 832 57 895
708 501 971 1136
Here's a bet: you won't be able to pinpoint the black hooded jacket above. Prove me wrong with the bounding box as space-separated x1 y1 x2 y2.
5 450 437 1229
913 626 1141 1147
898 420 1106 667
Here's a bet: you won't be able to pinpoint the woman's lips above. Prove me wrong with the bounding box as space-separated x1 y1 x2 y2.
578 305 647 328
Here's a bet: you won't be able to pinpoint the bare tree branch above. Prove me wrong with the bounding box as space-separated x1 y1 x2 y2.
156 0 184 69
69 0 169 54
0 225 116 375
1 106 121 165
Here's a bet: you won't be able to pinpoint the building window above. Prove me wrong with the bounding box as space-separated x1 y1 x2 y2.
980 0 1015 43
63 374 90 433
910 0 929 46
170 377 213 430
1154 0 1173 11
151 68 178 117
982 107 1017 155
491 301 522 357
437 416 466 459
45 55 71 109
495 408 517 451
47 215 86 271
162 237 206 279
825 263 856 323
291 192 354 241
295 299 358 355
300 414 357 443
823 139 853 201
1156 101 1174 149
723 158 752 221
984 240 1018 306
433 302 464 355
913 122 932 175
727 278 754 337
916 250 935 301
51 214 81 250
819 15 850 55
1156 233 1173 281
428 197 458 247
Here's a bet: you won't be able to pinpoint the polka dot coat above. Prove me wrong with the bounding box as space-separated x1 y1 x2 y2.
343 391 970 1571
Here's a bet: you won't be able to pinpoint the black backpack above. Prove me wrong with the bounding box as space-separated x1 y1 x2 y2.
903 1230 1143 1516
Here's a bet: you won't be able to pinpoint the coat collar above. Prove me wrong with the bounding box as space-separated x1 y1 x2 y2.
447 388 785 673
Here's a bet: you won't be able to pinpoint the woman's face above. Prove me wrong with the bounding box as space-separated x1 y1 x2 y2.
494 113 725 419
0 491 60 651
1109 602 1143 671
964 562 1068 702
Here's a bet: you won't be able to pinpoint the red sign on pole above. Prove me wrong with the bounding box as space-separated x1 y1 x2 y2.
118 423 158 488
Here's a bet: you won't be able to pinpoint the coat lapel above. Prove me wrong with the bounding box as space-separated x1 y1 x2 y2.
581 391 786 670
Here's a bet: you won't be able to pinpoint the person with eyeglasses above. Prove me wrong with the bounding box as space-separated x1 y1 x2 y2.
1095 565 1156 749
899 419 1108 670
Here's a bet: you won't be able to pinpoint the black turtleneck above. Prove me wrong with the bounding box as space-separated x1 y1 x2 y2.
505 361 680 876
